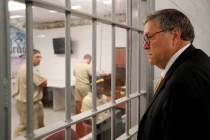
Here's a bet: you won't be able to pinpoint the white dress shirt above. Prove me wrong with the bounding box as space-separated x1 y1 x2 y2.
161 43 191 78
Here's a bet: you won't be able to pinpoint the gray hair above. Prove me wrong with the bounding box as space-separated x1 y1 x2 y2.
145 9 195 42
33 49 40 55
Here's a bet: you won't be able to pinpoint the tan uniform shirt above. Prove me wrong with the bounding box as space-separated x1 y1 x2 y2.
74 61 92 87
73 61 92 101
13 64 46 103
81 92 110 124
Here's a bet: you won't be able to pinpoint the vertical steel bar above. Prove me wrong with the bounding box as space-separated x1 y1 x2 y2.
137 0 141 123
0 0 11 139
125 0 132 137
65 0 72 140
111 0 116 139
92 0 97 139
25 0 34 139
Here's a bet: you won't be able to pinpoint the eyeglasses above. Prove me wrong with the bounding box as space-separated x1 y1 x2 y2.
143 27 174 46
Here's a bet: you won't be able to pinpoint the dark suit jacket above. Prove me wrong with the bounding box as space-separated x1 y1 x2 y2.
138 45 210 140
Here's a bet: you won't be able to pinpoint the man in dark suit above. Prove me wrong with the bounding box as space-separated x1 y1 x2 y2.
138 9 210 140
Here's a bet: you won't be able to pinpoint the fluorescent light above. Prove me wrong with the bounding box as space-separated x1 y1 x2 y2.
37 34 46 38
9 1 25 11
72 5 81 10
49 10 57 13
10 15 24 19
103 0 111 5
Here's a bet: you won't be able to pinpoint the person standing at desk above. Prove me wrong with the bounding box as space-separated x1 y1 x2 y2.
13 49 47 137
73 54 92 114
138 9 210 140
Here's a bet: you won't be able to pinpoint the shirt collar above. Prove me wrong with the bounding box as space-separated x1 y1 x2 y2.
161 43 191 78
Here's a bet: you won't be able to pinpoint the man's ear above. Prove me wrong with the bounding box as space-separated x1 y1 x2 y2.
172 28 181 40
171 28 181 47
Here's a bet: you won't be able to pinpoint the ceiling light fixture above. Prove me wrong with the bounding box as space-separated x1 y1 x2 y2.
37 34 46 38
72 5 81 10
10 15 24 19
49 10 57 13
103 0 111 5
9 1 25 11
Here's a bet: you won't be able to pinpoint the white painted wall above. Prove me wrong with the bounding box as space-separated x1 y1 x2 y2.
33 24 126 84
154 0 210 80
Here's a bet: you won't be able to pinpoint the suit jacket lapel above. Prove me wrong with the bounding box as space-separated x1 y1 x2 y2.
141 45 196 121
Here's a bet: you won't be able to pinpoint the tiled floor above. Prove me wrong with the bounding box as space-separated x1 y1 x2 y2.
12 98 67 140
11 98 125 140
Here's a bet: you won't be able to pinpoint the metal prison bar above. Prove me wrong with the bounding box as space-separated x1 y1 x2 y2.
0 0 11 140
3 0 150 139
111 0 116 139
91 0 97 140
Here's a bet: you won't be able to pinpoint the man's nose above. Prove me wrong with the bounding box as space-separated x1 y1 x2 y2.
143 42 150 49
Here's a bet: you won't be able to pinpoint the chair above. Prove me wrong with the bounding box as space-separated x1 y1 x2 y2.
75 101 92 138
76 121 92 138
42 129 79 140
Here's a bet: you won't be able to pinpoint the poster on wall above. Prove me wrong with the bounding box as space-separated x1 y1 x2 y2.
10 27 26 84
10 27 26 58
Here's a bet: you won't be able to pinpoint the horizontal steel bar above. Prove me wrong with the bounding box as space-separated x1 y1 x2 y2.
116 125 138 140
15 91 146 140
17 0 143 33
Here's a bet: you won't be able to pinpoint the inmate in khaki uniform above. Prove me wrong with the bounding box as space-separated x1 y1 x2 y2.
81 92 110 124
73 61 92 102
13 64 47 137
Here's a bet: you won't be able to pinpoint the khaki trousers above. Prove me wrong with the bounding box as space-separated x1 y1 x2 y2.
75 85 90 101
14 100 44 137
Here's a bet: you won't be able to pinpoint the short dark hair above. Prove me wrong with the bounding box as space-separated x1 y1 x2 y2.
33 49 40 55
83 54 92 60
145 9 195 42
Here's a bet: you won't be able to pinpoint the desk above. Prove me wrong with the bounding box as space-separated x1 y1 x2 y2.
99 74 125 110
47 79 75 111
